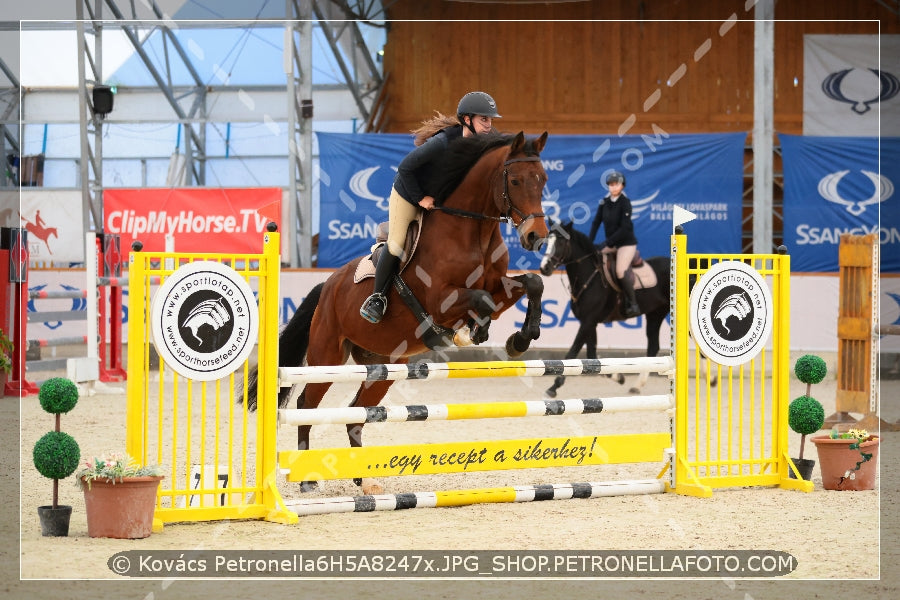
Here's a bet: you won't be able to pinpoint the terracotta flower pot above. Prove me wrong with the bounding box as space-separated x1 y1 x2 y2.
81 475 163 538
811 435 879 491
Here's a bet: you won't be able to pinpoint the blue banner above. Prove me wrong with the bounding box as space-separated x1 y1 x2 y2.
316 131 747 268
781 134 900 273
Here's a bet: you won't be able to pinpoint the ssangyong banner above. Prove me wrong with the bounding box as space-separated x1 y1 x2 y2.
780 134 899 273
317 131 746 269
103 188 282 255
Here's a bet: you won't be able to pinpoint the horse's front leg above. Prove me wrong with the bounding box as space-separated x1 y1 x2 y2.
501 272 543 358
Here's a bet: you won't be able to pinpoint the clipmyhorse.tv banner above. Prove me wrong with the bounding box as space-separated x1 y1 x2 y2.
780 134 899 273
316 131 745 268
104 187 282 255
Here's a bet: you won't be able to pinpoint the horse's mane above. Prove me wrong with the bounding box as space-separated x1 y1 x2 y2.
432 132 516 203
562 221 595 256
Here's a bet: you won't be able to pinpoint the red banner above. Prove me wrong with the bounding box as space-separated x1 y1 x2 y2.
103 188 282 254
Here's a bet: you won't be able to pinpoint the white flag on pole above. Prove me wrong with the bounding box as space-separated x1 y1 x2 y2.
672 205 697 233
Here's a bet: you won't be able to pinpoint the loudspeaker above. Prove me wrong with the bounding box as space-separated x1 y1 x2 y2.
301 98 313 119
92 85 114 116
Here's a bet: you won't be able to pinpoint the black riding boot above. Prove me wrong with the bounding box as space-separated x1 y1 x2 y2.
360 251 401 323
620 270 640 319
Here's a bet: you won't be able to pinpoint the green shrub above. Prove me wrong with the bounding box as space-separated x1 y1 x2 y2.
788 395 825 436
33 431 80 480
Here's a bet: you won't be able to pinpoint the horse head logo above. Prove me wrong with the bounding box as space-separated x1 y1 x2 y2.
181 298 231 346
821 68 900 115
818 170 893 217
713 292 752 336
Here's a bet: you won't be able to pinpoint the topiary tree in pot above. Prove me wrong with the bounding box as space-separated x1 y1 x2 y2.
32 377 81 536
787 354 826 481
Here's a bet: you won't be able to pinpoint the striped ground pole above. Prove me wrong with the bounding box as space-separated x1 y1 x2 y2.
279 356 675 387
285 479 667 516
278 395 672 426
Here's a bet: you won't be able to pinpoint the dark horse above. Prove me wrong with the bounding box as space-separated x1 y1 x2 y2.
246 131 550 494
538 221 670 397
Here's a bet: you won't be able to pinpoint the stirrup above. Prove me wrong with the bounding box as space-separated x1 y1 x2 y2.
622 301 640 319
360 292 387 323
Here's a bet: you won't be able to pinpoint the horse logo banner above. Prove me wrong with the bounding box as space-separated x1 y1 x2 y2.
316 132 745 268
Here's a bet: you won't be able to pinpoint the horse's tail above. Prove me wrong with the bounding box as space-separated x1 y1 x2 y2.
243 282 324 411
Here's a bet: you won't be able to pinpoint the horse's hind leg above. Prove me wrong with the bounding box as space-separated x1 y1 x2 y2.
629 313 665 394
295 382 332 492
345 379 395 495
546 323 594 398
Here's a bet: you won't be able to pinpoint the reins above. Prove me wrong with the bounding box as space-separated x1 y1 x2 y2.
548 239 605 304
431 154 545 229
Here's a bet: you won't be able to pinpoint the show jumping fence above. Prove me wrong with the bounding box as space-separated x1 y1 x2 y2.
825 233 894 431
1 228 127 395
124 228 809 530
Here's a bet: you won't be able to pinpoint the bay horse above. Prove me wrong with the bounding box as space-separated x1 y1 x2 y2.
246 131 549 494
538 221 669 397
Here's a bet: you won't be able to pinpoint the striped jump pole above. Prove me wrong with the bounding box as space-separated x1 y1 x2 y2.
27 336 89 351
278 395 673 427
279 356 675 386
286 479 667 516
28 289 87 299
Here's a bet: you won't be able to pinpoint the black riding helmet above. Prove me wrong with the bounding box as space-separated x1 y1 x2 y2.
606 171 626 186
457 91 501 135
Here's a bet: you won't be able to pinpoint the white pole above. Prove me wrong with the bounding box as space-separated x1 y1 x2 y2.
85 232 98 361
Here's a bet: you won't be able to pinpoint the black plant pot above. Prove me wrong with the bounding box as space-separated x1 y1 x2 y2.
788 458 816 481
38 505 72 537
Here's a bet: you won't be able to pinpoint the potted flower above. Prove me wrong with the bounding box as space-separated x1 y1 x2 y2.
811 427 880 491
75 453 163 538
787 354 826 481
32 377 81 536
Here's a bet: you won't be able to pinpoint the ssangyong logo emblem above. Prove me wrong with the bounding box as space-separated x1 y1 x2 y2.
151 261 259 381
818 170 892 216
689 261 773 367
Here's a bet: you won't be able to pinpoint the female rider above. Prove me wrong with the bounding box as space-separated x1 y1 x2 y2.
359 91 501 323
587 170 641 319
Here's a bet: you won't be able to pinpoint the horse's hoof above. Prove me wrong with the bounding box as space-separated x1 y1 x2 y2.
359 478 384 496
453 326 473 347
628 387 640 395
505 333 530 358
299 481 319 493
615 374 626 385
545 388 557 398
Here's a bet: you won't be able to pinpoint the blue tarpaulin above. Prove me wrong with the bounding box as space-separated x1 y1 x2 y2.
781 134 899 273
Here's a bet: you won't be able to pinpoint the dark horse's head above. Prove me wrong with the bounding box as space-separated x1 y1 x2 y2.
539 220 593 275
434 131 549 251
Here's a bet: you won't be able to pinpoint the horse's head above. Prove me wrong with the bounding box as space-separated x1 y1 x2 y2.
539 220 575 275
494 131 549 251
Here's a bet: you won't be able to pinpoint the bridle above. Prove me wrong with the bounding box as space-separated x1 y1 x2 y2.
544 230 605 304
431 155 546 229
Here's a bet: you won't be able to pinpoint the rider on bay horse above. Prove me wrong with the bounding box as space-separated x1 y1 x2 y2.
359 91 502 324
587 170 641 319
